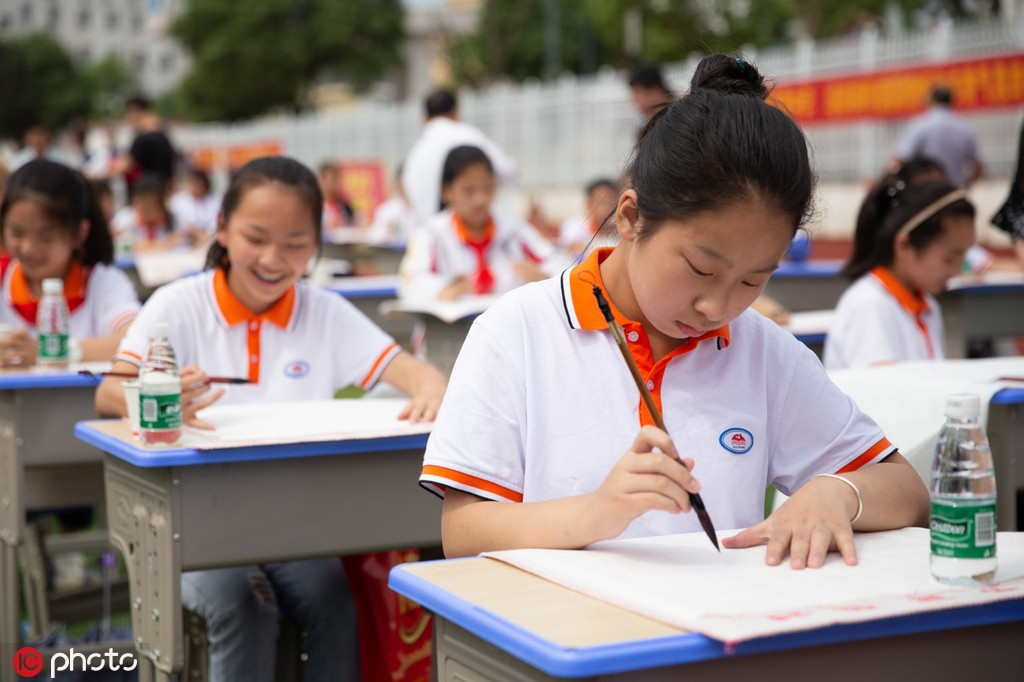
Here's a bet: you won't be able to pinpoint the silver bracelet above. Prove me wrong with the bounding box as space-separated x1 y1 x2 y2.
815 473 863 524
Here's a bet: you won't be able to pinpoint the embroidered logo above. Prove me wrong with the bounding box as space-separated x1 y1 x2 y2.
284 360 310 378
719 428 753 454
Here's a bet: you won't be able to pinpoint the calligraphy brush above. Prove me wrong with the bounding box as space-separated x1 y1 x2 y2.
590 285 720 551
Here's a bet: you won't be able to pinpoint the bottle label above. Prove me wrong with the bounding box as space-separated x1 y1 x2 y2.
930 502 997 559
140 392 182 430
38 333 69 360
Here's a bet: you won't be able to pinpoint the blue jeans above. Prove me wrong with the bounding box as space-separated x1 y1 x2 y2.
180 558 360 682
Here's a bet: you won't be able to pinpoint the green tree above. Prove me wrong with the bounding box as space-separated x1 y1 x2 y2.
173 0 405 121
0 34 91 141
84 57 139 120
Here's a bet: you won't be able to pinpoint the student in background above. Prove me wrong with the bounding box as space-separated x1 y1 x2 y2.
558 177 619 257
399 145 561 302
317 162 356 230
0 159 139 366
112 96 176 193
170 167 220 245
421 55 928 569
111 173 180 252
366 163 417 245
825 178 975 370
95 156 447 682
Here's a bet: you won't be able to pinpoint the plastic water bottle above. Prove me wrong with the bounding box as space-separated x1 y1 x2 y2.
37 278 70 368
139 322 182 446
930 393 997 585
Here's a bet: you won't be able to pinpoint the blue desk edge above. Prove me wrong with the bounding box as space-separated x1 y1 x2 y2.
390 560 1024 678
74 420 429 467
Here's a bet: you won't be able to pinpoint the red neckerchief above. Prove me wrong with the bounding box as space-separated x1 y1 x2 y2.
2 255 89 325
136 209 166 242
453 212 496 294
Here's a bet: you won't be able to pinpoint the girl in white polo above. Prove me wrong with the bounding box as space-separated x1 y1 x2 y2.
96 157 447 682
0 159 139 367
399 145 562 302
825 177 975 370
422 55 929 571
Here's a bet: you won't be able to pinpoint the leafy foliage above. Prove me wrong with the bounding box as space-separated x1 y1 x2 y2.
0 34 91 140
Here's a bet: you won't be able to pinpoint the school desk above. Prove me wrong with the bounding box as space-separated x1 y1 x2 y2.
382 296 497 375
73 404 440 681
321 227 406 274
762 260 847 313
939 271 1024 359
389 541 1024 681
0 365 111 652
783 309 834 359
115 248 207 301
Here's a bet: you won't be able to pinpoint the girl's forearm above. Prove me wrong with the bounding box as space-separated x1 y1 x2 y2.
844 453 930 531
441 490 602 558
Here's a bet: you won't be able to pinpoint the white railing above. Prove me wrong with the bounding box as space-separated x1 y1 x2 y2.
173 15 1024 191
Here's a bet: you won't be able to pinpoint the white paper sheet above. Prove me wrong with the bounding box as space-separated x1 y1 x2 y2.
483 528 1024 644
133 248 207 288
382 295 498 324
178 398 431 449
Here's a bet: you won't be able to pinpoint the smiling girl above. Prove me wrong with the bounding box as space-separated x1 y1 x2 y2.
0 159 139 367
95 156 447 681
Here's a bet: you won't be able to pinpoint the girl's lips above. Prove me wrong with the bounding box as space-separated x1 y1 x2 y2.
676 321 707 337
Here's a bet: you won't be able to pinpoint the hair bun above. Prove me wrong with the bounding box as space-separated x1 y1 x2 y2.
690 54 768 100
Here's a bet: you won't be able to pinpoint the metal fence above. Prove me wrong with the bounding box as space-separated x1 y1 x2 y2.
174 15 1024 191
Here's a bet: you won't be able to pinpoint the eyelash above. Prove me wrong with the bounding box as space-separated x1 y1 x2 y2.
687 260 711 277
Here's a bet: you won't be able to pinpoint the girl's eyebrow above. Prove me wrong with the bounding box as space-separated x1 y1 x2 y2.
696 244 779 274
245 223 314 238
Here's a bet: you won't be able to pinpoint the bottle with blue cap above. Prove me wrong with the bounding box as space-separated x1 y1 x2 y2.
929 393 997 585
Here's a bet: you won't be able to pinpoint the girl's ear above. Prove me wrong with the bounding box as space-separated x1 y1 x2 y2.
75 218 91 248
615 189 640 243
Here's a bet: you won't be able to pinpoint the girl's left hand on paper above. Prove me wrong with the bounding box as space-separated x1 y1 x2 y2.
180 364 225 430
398 386 444 423
0 329 38 368
722 475 860 569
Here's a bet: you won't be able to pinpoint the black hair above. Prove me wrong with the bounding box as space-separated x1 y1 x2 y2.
0 159 114 266
842 179 975 280
205 156 323 270
125 95 151 111
930 84 953 107
628 62 670 94
628 54 813 241
186 167 212 194
585 177 618 197
847 157 948 279
425 89 457 118
439 145 493 212
129 173 174 236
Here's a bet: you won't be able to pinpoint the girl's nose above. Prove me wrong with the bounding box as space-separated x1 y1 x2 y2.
694 289 728 324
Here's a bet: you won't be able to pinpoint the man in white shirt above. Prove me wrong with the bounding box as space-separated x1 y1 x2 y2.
401 89 517 224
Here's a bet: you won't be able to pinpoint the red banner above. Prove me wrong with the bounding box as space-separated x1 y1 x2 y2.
772 52 1024 124
189 141 283 171
335 161 388 218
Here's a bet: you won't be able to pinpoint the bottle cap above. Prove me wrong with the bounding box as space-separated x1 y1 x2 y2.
41 278 64 295
945 393 981 419
147 322 171 339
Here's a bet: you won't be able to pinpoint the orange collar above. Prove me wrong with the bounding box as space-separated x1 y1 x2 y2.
870 266 930 315
6 259 89 324
453 212 495 246
566 247 730 345
212 268 295 328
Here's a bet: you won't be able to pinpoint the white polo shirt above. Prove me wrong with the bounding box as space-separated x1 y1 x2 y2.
399 209 563 302
0 258 139 339
116 269 400 404
421 248 895 539
824 266 944 371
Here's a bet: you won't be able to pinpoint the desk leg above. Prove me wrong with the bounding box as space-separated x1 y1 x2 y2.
103 455 183 676
0 391 24 652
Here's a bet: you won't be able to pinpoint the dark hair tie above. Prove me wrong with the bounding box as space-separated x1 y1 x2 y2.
886 179 906 207
736 58 745 70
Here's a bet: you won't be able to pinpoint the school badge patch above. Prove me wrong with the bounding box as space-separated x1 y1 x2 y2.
719 428 753 454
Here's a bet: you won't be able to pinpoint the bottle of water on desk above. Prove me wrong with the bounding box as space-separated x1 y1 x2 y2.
139 322 182 446
37 278 70 368
930 393 997 585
